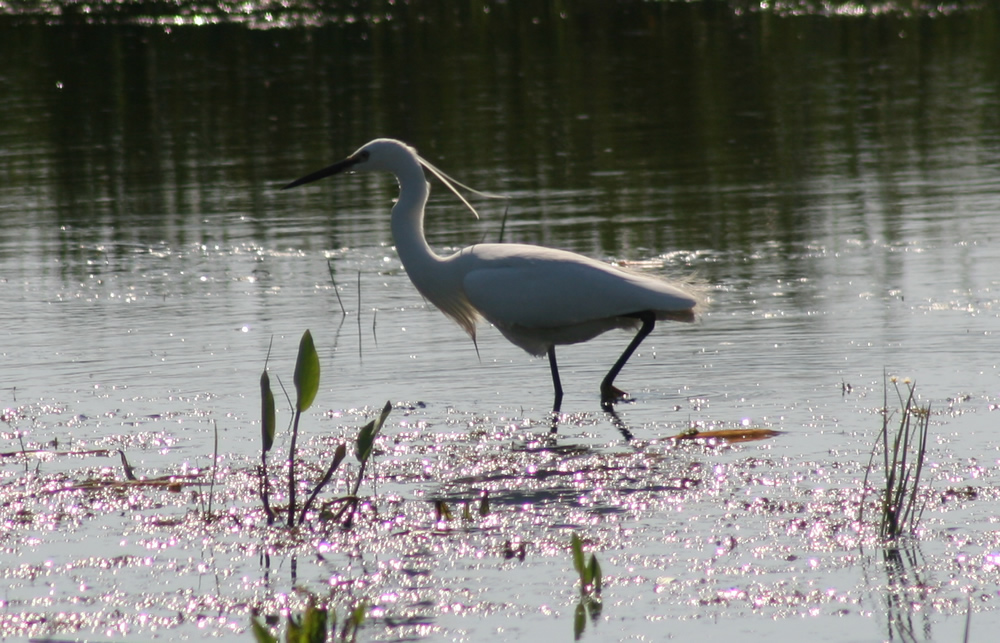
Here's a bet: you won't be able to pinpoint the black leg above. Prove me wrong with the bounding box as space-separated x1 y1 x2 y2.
603 406 635 441
601 311 656 409
548 346 563 413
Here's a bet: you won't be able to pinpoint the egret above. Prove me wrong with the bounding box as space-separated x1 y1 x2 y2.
283 139 703 413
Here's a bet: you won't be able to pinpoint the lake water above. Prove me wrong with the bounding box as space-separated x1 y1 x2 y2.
2 2 999 641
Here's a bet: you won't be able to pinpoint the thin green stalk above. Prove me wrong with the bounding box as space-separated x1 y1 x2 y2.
287 409 302 529
327 258 346 315
207 420 219 521
861 375 932 541
260 339 277 524
289 329 320 529
298 444 347 525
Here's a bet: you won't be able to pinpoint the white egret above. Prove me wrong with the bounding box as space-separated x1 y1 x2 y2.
283 139 702 412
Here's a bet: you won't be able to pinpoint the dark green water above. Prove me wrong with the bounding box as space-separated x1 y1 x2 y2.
4 2 998 260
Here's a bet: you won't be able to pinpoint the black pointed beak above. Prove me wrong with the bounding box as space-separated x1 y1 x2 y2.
282 154 362 190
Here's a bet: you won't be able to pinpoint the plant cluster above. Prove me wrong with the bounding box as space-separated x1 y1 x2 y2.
252 330 390 642
570 532 602 640
861 376 931 541
258 330 391 529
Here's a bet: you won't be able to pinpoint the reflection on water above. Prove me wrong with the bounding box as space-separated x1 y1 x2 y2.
4 4 999 263
1 2 999 641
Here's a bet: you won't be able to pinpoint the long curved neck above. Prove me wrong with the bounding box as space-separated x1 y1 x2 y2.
386 149 480 339
390 160 441 287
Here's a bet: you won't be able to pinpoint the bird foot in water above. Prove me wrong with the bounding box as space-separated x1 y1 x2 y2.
600 384 633 408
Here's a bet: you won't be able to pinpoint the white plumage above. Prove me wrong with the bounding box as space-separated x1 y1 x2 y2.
284 138 703 412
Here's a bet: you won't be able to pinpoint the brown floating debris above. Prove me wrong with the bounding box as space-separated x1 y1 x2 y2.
668 427 783 444
0 448 118 458
65 475 203 492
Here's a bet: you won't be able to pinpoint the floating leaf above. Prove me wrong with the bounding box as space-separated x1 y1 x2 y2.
293 330 321 413
670 427 783 444
260 369 276 453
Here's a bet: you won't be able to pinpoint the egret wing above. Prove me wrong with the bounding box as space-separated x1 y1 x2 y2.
461 246 695 330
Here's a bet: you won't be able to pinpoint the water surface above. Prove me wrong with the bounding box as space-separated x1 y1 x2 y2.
1 2 999 641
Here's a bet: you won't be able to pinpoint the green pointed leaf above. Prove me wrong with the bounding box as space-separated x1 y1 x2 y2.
356 419 377 463
372 399 392 436
301 603 328 643
355 400 392 463
350 599 368 628
478 491 491 517
589 554 602 593
571 533 587 584
287 612 303 643
293 330 321 413
250 617 277 643
573 601 586 640
330 443 348 473
260 370 276 453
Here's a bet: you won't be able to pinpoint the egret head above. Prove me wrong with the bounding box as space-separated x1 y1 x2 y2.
282 138 507 218
281 138 416 189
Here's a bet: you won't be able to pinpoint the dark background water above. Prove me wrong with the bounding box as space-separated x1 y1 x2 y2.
5 1 998 264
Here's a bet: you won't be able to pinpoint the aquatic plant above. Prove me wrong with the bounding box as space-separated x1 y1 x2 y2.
860 376 931 541
259 330 392 528
298 443 347 525
251 596 367 643
259 341 277 524
570 532 602 640
251 599 329 643
339 600 368 643
327 400 392 528
198 421 220 521
287 329 321 527
326 258 347 316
